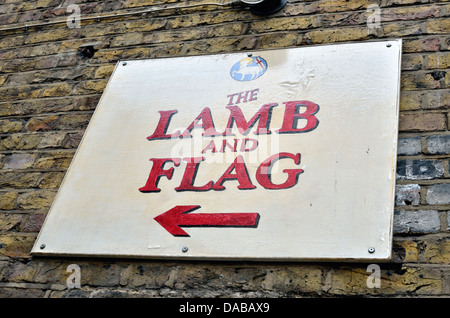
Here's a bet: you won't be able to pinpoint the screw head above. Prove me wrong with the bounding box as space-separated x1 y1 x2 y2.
368 247 375 254
182 246 188 253
386 43 392 47
247 52 253 57
122 62 127 66
40 244 46 249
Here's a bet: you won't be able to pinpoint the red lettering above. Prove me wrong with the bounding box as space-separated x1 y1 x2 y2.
276 101 319 134
248 88 259 102
180 107 221 138
240 138 258 152
226 89 259 105
147 110 180 140
220 139 238 152
223 103 278 136
201 140 217 153
139 158 181 192
211 155 256 190
256 152 303 189
174 157 214 191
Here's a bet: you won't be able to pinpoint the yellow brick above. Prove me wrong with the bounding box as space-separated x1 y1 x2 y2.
402 54 425 71
0 214 22 231
16 190 56 210
72 80 108 95
0 192 18 210
261 33 298 49
428 52 450 69
34 151 74 170
41 83 72 98
420 238 450 264
305 27 368 44
94 65 115 79
318 0 373 13
426 19 450 34
0 234 36 258
25 28 73 44
252 16 318 32
400 91 421 111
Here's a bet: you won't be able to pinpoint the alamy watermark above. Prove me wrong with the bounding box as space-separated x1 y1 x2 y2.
66 264 81 289
366 4 381 35
366 264 381 289
66 4 81 29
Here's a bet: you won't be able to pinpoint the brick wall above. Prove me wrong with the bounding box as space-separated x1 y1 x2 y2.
0 0 448 298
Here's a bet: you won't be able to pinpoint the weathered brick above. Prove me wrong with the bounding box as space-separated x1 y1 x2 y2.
0 214 22 231
381 266 442 295
448 213 450 231
323 265 442 295
428 52 450 69
37 172 65 189
82 263 122 287
111 33 144 47
426 18 450 34
403 36 441 53
72 80 108 95
397 136 421 155
396 159 444 180
392 239 419 263
37 132 68 149
0 85 43 101
0 234 36 258
421 89 450 109
399 112 446 132
401 72 443 90
34 151 74 169
32 260 74 285
16 190 56 210
320 12 361 28
54 113 92 130
41 83 73 98
260 32 299 49
402 54 425 71
395 184 421 206
4 260 40 283
426 183 450 205
251 16 318 32
381 5 440 22
393 210 441 234
426 135 450 154
0 119 23 133
2 153 37 170
400 91 422 111
34 55 60 70
0 192 18 210
0 98 77 117
419 237 450 264
382 21 424 37
25 116 59 132
20 213 46 233
304 26 368 44
318 0 373 13
0 172 41 188
94 65 115 79
24 28 80 45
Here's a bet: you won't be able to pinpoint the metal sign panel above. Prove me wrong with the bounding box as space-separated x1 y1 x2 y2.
32 40 402 261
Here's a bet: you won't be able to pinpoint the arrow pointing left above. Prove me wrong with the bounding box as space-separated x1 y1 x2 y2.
154 205 260 237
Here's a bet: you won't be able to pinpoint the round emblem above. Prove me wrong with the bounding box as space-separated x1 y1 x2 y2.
230 56 267 82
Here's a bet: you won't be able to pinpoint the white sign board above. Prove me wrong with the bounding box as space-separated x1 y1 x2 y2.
32 40 402 261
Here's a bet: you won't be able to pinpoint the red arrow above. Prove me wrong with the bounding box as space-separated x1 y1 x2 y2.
154 205 260 237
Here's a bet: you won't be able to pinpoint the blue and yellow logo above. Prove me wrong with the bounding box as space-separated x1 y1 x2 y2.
230 56 267 82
